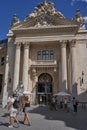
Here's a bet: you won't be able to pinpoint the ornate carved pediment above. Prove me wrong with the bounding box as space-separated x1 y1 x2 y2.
11 1 78 29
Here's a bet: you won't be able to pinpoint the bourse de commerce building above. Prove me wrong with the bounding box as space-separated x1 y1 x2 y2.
0 0 87 107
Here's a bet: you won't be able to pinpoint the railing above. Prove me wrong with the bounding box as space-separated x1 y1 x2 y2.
78 101 87 109
31 60 57 67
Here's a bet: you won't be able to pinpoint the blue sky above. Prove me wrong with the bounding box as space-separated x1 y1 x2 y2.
0 0 87 40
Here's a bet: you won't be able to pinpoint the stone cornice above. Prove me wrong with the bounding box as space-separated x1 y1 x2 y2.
12 25 78 31
12 25 79 38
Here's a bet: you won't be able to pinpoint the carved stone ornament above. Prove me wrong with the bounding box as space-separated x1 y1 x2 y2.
11 1 79 29
23 1 65 27
72 9 85 28
11 14 20 27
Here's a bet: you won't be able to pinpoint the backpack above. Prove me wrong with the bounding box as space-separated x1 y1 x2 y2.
13 99 20 109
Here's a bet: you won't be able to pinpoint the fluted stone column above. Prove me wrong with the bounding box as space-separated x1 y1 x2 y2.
22 43 29 91
2 55 9 108
13 43 21 91
70 40 77 96
32 68 37 104
60 41 67 91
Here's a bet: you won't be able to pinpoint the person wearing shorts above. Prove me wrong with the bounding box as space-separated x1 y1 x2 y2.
22 96 31 126
7 94 19 128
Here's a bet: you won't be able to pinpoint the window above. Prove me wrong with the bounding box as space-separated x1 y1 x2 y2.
42 50 49 60
50 50 54 60
37 51 41 60
1 57 5 65
37 50 54 61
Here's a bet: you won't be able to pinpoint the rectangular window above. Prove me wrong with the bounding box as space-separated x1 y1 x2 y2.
42 50 49 60
37 50 54 61
37 51 41 60
50 50 54 60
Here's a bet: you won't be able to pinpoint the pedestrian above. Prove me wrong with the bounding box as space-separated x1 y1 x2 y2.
64 97 68 112
50 96 56 110
22 96 31 126
72 97 78 113
55 96 58 110
7 93 19 128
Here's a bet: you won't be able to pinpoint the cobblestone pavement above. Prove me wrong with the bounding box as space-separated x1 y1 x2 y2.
0 105 87 130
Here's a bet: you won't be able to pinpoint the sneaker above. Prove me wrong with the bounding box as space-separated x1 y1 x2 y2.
8 125 13 128
14 123 19 128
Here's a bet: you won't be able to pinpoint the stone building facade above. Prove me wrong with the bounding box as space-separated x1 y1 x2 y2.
0 1 87 106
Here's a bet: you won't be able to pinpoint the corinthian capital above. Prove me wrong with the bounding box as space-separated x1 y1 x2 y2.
24 42 30 49
16 42 21 49
70 39 76 47
60 40 67 48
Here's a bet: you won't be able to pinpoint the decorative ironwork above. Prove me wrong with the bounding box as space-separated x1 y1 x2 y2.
38 73 52 82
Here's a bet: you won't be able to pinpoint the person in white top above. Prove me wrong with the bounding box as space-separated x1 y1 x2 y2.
64 97 68 112
7 94 19 128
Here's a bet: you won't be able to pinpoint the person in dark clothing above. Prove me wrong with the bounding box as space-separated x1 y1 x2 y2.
72 97 78 112
22 96 31 126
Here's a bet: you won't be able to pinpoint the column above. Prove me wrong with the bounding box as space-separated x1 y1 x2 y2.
22 43 29 91
32 68 37 104
13 43 21 91
2 55 9 108
70 40 77 96
60 41 67 91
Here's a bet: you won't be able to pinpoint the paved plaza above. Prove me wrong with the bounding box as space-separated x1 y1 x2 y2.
0 104 87 130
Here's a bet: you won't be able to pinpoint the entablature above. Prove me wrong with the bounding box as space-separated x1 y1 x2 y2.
12 25 78 36
14 35 76 44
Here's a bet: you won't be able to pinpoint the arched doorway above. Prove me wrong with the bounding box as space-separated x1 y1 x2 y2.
37 73 53 105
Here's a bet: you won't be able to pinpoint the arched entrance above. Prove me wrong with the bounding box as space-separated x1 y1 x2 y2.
37 73 53 105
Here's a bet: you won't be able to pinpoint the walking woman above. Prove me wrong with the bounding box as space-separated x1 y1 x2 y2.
7 94 19 128
22 96 31 126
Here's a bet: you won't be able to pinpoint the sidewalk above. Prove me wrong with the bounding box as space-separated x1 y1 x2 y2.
0 105 87 130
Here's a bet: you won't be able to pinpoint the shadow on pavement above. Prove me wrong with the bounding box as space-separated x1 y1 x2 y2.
1 112 9 117
30 105 87 130
0 122 9 127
